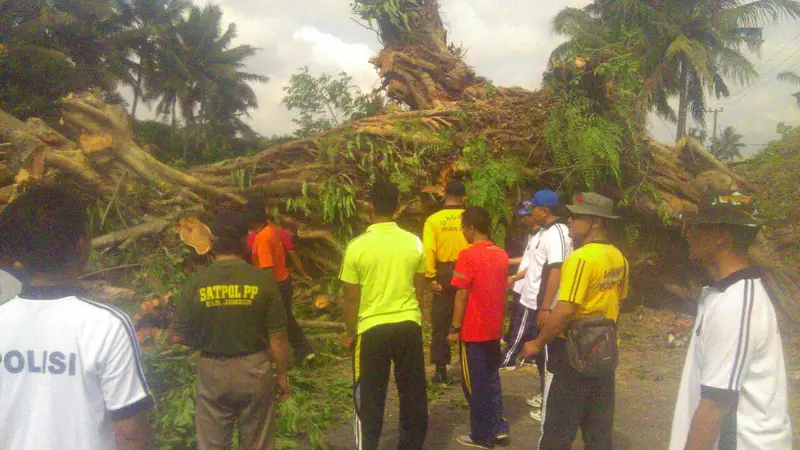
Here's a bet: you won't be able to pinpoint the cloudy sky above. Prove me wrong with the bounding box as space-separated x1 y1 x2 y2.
133 0 800 156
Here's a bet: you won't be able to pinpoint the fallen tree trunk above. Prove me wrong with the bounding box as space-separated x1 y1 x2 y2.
92 206 204 249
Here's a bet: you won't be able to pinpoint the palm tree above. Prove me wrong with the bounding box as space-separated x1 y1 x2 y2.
711 126 746 162
116 0 188 120
551 0 800 141
688 127 709 146
778 70 800 107
167 5 268 162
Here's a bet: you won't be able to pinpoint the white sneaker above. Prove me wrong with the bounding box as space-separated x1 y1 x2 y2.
526 394 542 408
529 409 542 421
499 365 517 372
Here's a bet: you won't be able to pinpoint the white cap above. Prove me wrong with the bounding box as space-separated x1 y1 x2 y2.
0 269 22 305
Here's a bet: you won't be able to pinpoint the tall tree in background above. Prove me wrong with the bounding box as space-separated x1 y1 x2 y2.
282 67 383 136
0 0 129 119
551 0 800 142
711 126 746 161
170 5 267 162
778 70 800 107
117 0 188 121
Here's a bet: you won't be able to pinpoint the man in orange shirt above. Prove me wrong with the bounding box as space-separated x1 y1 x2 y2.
250 206 314 365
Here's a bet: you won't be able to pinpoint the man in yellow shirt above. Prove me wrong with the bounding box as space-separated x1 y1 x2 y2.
522 192 629 449
423 179 469 383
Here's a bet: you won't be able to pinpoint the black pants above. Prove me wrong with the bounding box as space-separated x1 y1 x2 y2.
353 321 428 450
460 340 508 447
540 339 615 450
278 279 312 357
503 292 521 344
502 304 546 391
431 263 456 366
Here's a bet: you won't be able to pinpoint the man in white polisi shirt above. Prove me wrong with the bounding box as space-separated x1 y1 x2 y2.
0 186 154 450
670 190 791 449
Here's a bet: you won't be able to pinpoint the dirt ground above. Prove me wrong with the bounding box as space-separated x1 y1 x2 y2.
321 308 800 449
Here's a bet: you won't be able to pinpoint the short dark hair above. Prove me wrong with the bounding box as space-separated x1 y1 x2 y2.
210 211 250 255
370 181 399 217
0 186 88 274
445 179 466 197
724 224 760 254
462 206 492 235
246 196 269 224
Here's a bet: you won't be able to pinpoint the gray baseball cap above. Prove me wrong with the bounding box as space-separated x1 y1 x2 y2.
0 269 22 305
566 193 620 219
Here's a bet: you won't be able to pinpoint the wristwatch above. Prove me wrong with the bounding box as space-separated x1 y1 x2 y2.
449 326 461 334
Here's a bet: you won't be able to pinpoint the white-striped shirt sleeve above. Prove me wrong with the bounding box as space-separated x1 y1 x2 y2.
699 279 757 392
98 310 153 420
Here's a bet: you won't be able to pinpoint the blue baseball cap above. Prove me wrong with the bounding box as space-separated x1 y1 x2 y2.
516 190 560 216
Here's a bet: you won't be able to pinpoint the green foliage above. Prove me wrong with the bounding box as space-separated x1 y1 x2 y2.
0 0 127 119
142 345 198 449
276 368 352 449
742 126 800 221
283 67 383 136
484 80 498 99
462 137 521 245
550 0 800 135
1 0 268 164
778 70 800 107
134 120 188 165
320 178 358 242
777 122 794 138
142 340 355 450
544 35 644 190
710 126 745 162
544 96 624 189
351 0 422 35
390 171 414 194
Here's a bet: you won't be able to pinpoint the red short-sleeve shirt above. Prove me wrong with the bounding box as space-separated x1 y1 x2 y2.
276 228 294 251
451 241 509 342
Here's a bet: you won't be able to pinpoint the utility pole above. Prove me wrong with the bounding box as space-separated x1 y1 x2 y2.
705 108 724 142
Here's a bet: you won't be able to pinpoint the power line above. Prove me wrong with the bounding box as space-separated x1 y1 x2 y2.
722 30 800 103
756 31 800 68
726 44 800 104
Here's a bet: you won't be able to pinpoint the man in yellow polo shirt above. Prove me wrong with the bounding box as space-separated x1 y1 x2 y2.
340 181 428 450
522 192 629 449
423 179 469 383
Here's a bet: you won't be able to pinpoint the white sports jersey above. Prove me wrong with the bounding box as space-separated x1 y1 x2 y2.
520 222 571 309
670 268 792 449
0 287 152 450
512 230 540 295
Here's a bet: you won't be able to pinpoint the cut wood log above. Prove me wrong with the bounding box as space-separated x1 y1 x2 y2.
92 206 203 249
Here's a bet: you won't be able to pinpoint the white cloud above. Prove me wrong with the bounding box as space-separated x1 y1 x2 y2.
291 26 378 89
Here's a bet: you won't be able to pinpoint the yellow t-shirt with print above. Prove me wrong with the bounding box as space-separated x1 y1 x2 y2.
557 242 629 322
422 208 469 278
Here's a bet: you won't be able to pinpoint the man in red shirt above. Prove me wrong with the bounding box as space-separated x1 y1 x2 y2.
448 206 510 449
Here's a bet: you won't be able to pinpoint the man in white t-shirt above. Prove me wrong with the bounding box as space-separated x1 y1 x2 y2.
501 211 540 369
504 190 572 422
670 190 791 449
0 187 154 450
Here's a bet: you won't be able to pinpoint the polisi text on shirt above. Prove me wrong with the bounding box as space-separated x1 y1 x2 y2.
0 350 77 375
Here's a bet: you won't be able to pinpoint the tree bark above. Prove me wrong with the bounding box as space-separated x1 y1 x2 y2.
676 59 689 142
131 71 144 122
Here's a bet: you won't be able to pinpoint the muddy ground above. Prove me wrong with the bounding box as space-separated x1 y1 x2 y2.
320 308 800 449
